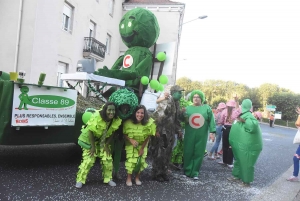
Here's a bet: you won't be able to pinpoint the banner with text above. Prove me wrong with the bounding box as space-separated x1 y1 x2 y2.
11 84 77 126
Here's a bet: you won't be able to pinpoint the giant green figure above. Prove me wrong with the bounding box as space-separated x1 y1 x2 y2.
95 8 160 96
229 99 263 185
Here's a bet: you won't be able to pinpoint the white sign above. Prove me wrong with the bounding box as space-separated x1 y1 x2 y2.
11 84 77 127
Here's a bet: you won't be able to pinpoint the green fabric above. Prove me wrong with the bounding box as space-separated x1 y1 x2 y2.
77 111 122 184
183 105 216 177
123 118 156 174
171 139 184 164
108 89 138 120
0 81 14 144
119 7 159 48
111 137 124 173
229 111 263 183
0 72 10 80
78 111 122 146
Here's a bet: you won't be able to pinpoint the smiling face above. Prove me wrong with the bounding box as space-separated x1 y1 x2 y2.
192 94 202 106
135 108 145 123
119 8 160 48
106 105 116 120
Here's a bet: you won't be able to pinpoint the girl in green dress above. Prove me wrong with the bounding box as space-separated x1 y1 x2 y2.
76 102 122 188
123 105 156 186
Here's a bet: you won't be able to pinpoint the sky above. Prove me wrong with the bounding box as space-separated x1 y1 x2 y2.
175 0 300 93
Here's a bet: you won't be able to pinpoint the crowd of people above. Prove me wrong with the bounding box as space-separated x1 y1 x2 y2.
75 86 265 188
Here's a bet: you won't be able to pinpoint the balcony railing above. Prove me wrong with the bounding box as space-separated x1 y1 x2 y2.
83 37 106 62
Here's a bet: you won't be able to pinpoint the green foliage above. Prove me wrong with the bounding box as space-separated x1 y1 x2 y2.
176 77 300 120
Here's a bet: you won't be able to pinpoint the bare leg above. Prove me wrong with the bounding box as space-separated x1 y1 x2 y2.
126 174 132 186
135 172 142 185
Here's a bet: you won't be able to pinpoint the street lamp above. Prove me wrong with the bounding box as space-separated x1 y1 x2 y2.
182 15 208 25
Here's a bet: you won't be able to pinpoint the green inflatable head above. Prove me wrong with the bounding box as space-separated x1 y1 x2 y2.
119 7 160 48
108 88 139 120
241 99 252 114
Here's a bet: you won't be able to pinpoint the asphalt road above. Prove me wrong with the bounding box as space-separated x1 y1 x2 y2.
0 124 297 201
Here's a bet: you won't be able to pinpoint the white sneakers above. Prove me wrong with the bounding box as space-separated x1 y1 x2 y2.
108 180 116 187
75 182 83 188
75 180 117 188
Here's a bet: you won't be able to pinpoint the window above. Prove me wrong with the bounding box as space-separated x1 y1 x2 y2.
57 62 68 87
106 34 111 54
109 0 114 16
62 3 73 33
89 21 96 38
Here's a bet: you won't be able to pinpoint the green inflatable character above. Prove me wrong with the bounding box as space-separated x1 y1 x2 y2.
95 8 160 96
229 99 263 186
18 86 31 110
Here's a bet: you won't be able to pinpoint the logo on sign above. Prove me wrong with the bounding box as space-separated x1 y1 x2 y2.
189 113 205 129
123 54 133 68
16 119 28 123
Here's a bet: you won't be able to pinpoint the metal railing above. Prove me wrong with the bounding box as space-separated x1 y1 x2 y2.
83 37 106 60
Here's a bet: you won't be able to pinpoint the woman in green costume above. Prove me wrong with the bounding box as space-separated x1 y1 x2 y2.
228 99 263 187
76 102 122 188
123 105 156 186
183 90 216 180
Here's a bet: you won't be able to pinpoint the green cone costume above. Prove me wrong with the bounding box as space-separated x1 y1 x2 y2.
94 8 160 96
76 111 122 184
123 118 156 174
108 89 138 175
183 91 216 178
229 99 263 183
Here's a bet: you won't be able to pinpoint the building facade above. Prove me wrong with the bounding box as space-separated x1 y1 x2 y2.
0 0 184 87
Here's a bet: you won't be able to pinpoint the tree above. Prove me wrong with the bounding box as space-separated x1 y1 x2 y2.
176 77 193 93
258 83 280 107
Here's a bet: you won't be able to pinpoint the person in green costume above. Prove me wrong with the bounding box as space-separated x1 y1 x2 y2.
108 88 139 180
94 7 160 97
150 85 184 182
123 105 156 186
228 99 263 187
183 90 216 180
75 102 122 188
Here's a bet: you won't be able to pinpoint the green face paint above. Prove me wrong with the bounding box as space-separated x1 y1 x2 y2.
172 91 182 101
106 105 115 120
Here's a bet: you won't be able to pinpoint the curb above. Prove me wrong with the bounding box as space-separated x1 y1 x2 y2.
251 165 300 201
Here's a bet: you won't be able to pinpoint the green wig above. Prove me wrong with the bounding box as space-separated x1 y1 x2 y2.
189 90 205 103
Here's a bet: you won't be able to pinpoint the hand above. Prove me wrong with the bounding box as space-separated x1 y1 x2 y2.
89 147 95 156
209 133 215 142
104 145 111 156
178 131 183 139
182 108 186 113
238 117 245 122
164 92 170 99
130 138 139 147
138 148 144 156
155 132 160 137
296 107 300 115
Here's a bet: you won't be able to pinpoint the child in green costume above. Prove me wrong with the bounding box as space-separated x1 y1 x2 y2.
76 102 122 188
183 90 216 180
123 105 156 186
228 99 263 187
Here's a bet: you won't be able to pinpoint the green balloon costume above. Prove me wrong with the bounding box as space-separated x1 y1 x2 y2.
76 110 122 184
108 89 138 177
183 90 216 178
95 8 160 96
123 118 156 174
229 99 263 184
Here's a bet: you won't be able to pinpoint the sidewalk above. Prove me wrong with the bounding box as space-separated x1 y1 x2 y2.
251 165 300 201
